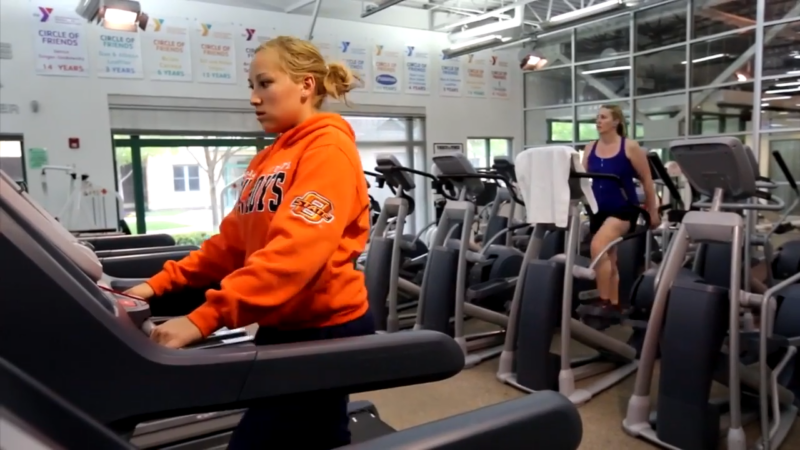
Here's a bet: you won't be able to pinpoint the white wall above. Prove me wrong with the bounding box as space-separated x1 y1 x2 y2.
0 0 523 229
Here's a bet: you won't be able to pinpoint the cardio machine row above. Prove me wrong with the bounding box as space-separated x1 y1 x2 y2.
363 137 800 450
0 169 583 450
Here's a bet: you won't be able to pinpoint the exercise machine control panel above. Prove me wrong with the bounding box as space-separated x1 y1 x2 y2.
105 290 253 348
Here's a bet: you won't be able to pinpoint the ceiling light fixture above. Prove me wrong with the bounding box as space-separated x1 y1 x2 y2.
448 6 524 41
580 65 630 75
681 53 728 64
442 35 512 59
549 0 625 24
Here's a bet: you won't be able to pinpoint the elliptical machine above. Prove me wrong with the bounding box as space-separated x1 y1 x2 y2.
362 155 438 332
414 152 527 367
623 137 799 450
497 145 642 405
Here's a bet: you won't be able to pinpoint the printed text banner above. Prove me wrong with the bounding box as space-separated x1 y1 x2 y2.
404 46 430 95
143 17 192 82
489 55 510 99
240 28 272 81
95 30 144 79
464 54 488 98
438 56 463 97
194 22 237 84
338 39 371 92
32 6 90 77
372 43 403 94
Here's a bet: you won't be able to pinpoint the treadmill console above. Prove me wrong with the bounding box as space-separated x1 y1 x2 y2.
375 154 416 192
432 152 484 197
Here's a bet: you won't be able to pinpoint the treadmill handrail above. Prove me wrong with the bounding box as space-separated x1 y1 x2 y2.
342 391 582 450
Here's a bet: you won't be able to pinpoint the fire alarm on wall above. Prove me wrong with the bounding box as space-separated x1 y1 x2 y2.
68 137 80 149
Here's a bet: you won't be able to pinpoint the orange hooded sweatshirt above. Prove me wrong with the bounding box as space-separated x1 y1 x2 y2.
146 113 371 337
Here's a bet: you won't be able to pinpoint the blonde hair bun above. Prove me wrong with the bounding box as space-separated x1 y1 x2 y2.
256 36 360 107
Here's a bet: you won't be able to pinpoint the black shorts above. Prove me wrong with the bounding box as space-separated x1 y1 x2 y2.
589 207 640 235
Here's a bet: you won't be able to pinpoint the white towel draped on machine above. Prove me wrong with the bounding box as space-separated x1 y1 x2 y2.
515 145 597 227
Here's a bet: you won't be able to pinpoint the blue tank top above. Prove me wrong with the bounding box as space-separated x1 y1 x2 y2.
587 138 639 211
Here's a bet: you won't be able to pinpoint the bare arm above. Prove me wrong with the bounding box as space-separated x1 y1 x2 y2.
626 140 658 212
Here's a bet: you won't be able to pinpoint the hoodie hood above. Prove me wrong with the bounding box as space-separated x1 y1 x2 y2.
274 113 356 149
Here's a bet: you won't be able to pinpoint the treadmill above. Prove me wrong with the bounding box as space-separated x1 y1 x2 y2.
0 170 585 449
0 357 583 450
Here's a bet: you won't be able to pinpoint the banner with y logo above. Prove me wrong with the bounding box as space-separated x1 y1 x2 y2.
489 54 510 99
439 53 463 97
404 45 430 95
31 5 89 77
372 43 402 94
194 22 236 84
464 54 488 98
241 27 272 79
338 39 370 91
95 28 143 79
142 17 192 81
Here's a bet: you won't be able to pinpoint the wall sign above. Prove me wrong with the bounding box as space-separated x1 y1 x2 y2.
433 143 464 155
0 81 20 114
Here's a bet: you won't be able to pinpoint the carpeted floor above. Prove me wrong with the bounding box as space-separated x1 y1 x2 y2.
353 322 800 449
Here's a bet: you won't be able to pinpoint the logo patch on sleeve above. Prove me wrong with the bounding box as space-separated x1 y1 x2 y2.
290 191 334 224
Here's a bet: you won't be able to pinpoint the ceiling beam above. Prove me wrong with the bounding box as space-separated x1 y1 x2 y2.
283 0 316 13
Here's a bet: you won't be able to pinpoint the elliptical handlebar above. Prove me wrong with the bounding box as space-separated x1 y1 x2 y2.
437 172 525 206
772 151 799 193
646 153 684 209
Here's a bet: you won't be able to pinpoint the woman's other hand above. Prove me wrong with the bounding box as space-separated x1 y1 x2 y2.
150 317 203 349
648 208 662 230
123 283 156 300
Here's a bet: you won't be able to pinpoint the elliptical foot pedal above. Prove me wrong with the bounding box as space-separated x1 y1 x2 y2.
577 302 629 331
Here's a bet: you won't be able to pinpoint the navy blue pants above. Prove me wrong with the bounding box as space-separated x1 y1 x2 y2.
226 310 375 450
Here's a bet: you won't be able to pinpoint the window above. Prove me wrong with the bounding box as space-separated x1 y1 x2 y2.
0 138 25 183
467 138 512 168
173 165 200 192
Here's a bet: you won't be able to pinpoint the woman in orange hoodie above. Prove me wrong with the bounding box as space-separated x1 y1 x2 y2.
124 36 374 449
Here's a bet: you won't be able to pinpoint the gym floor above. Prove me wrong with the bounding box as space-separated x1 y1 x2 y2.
353 327 800 449
353 231 800 449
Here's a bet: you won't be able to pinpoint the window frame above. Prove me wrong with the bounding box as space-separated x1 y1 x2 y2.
172 164 201 193
466 137 514 168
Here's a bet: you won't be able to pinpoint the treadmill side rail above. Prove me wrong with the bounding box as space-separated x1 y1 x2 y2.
241 330 464 399
342 391 583 450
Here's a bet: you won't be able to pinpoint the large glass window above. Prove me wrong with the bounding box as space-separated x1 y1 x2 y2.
525 67 572 107
467 138 512 168
527 107 571 145
114 118 428 238
344 116 407 141
530 30 572 68
576 58 630 102
690 83 754 136
520 2 784 162
765 0 800 22
574 15 630 63
692 1 755 38
634 94 687 140
690 30 756 88
761 20 800 79
634 47 687 95
635 1 687 51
